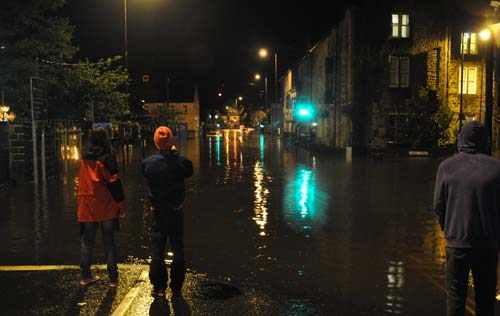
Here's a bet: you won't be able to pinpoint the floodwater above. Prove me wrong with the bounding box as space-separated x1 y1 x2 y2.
0 131 485 315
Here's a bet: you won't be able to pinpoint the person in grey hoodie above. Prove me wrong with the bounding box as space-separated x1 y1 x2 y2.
434 121 500 316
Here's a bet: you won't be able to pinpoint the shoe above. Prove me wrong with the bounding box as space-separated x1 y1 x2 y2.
110 281 118 288
80 276 100 286
151 289 166 297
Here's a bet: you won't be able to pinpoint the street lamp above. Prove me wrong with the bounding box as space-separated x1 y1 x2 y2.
235 96 243 108
479 29 492 122
254 72 268 108
258 47 278 105
459 32 470 132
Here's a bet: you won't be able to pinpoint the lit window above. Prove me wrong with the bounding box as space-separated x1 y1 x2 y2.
460 33 478 55
391 14 410 38
183 105 188 114
169 105 175 112
389 56 410 88
458 66 477 94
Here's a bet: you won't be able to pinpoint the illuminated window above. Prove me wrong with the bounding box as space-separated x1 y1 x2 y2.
389 56 410 88
169 105 175 112
183 105 188 114
460 32 478 55
391 14 410 38
458 66 477 94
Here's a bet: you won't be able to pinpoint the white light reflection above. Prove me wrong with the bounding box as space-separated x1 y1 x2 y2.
385 260 405 314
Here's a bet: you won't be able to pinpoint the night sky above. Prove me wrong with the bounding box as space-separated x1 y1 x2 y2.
63 0 352 110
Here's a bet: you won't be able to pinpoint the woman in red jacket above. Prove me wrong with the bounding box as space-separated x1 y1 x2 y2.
77 128 126 287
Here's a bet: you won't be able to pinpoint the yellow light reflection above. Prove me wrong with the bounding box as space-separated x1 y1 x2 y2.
61 145 80 160
253 161 269 237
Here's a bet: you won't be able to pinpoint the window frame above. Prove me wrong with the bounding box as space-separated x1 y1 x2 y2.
389 56 410 88
460 32 478 55
391 13 410 39
458 66 477 95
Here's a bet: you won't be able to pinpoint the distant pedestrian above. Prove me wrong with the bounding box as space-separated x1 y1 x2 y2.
434 121 500 316
77 128 127 287
142 126 193 297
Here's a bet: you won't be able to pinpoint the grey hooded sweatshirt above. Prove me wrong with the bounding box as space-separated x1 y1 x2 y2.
434 121 500 248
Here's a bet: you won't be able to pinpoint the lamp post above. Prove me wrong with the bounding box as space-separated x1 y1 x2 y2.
124 0 128 70
459 32 469 132
258 48 278 105
254 73 267 108
235 96 243 109
479 29 492 123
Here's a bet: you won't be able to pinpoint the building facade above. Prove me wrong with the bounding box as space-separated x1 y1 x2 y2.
145 89 200 135
280 0 498 153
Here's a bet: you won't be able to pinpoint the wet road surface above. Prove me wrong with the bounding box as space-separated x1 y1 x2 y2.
0 132 498 315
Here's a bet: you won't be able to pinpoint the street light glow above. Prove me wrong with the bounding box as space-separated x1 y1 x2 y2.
218 92 222 97
258 48 268 58
255 73 261 80
480 29 491 41
238 96 243 101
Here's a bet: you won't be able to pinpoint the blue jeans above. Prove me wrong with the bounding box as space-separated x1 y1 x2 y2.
80 220 118 282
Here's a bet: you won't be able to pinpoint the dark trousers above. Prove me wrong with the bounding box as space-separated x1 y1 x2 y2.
149 208 185 293
80 220 118 282
445 247 498 316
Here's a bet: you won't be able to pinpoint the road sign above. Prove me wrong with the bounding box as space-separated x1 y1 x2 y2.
93 122 113 129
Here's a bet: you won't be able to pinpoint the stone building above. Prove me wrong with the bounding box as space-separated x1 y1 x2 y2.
145 89 200 135
280 0 497 153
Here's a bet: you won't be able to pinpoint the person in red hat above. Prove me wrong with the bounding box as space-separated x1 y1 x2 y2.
77 128 126 288
142 126 193 297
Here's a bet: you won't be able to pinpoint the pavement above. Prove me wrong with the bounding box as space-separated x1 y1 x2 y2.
0 264 323 316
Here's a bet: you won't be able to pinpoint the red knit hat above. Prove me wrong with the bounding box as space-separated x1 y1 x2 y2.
154 126 174 150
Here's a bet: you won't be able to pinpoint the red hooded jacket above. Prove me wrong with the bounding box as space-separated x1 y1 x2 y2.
77 151 124 222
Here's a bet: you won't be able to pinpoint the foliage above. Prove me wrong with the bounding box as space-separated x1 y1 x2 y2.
395 88 453 148
0 0 130 122
0 0 77 117
51 57 129 121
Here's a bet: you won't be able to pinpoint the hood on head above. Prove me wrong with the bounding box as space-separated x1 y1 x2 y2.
154 126 174 150
458 121 488 153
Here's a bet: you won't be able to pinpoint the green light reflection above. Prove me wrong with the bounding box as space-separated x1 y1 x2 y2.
283 164 329 234
216 136 221 166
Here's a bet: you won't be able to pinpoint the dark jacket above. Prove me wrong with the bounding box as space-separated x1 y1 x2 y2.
434 121 500 248
142 149 193 210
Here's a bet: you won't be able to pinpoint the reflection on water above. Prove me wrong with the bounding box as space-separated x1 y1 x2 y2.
60 145 80 160
385 260 405 314
0 135 454 315
283 164 329 235
253 161 270 237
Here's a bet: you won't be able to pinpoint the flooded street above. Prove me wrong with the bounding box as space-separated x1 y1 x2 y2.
0 132 472 315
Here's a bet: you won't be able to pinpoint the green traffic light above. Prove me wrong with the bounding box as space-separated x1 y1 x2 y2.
296 103 314 120
299 109 311 116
